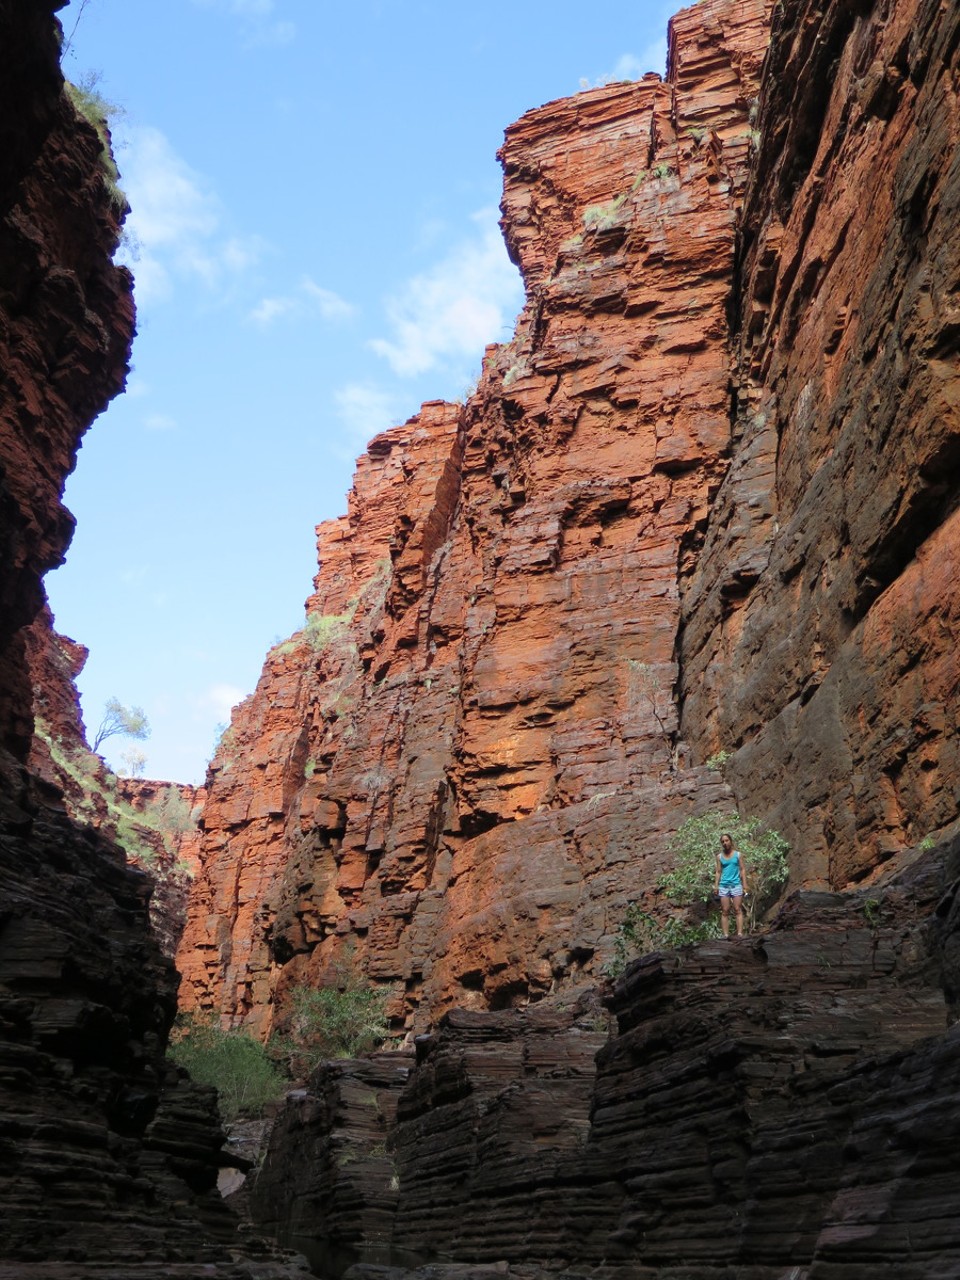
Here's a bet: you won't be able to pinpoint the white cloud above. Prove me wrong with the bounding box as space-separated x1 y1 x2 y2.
301 278 354 320
334 384 405 451
200 682 247 719
249 295 298 326
581 39 668 88
249 276 354 327
369 209 522 378
144 412 177 431
116 125 264 306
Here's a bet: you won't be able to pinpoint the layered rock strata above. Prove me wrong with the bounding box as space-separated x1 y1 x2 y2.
178 0 774 1035
679 0 960 887
0 6 302 1274
250 837 960 1278
25 607 204 957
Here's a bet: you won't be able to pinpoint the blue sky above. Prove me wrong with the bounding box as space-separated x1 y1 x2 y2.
50 0 676 784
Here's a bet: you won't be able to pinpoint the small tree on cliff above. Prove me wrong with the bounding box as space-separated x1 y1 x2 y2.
92 696 150 753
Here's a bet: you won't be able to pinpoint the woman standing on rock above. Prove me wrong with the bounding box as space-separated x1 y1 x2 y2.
714 832 749 938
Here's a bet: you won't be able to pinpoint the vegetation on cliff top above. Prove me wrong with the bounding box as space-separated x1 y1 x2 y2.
169 979 393 1120
606 812 790 977
64 72 126 212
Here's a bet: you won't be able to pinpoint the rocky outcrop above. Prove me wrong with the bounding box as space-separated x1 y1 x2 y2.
0 6 303 1274
678 0 960 888
24 606 204 957
179 0 960 1272
180 0 960 1039
249 837 960 1278
178 0 774 1036
0 2 132 762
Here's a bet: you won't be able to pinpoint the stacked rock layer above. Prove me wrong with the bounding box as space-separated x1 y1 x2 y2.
178 0 775 1036
252 836 960 1279
0 5 305 1273
679 0 960 889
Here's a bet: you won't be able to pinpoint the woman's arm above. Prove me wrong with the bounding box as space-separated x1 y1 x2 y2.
714 854 721 893
739 854 749 894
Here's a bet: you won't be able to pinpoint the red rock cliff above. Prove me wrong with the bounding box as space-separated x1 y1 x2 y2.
679 0 960 888
178 0 774 1035
180 0 960 1042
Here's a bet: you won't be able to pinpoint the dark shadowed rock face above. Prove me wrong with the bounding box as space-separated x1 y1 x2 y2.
251 839 960 1279
0 5 305 1274
23 606 205 959
0 0 133 762
679 0 960 889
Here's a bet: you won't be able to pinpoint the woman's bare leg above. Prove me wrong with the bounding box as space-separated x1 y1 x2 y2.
721 896 731 937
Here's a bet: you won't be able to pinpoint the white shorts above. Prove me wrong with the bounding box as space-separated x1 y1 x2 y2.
718 885 743 898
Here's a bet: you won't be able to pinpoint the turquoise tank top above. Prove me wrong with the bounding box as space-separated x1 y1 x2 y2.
718 850 742 890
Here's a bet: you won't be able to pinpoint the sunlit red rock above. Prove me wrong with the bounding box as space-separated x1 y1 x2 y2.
177 0 773 1036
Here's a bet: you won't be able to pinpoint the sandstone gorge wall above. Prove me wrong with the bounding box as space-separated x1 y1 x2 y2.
178 0 774 1037
679 0 960 890
252 835 960 1279
0 0 132 761
180 0 960 1041
3 0 959 1273
0 6 299 1272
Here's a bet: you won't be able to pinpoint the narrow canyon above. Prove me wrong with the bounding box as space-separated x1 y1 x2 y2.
1 0 959 1276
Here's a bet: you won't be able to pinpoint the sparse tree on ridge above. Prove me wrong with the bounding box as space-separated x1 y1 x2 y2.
118 747 147 778
92 697 150 753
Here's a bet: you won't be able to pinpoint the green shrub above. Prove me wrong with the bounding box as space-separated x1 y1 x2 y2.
304 611 352 652
169 1015 286 1121
605 813 789 977
664 812 789 931
148 787 197 837
604 905 721 978
64 75 126 211
275 981 390 1077
582 192 628 231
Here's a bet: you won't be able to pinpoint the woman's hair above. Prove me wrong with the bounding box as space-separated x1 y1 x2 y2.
721 832 733 844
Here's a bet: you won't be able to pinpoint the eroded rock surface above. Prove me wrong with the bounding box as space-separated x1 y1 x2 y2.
250 839 960 1279
24 606 204 957
0 6 303 1274
679 0 960 888
178 0 773 1037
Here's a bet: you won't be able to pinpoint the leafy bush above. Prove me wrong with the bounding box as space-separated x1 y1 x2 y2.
169 1016 286 1120
604 905 721 978
706 749 730 771
583 192 628 232
148 787 197 836
664 812 789 931
605 813 789 978
275 981 390 1078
